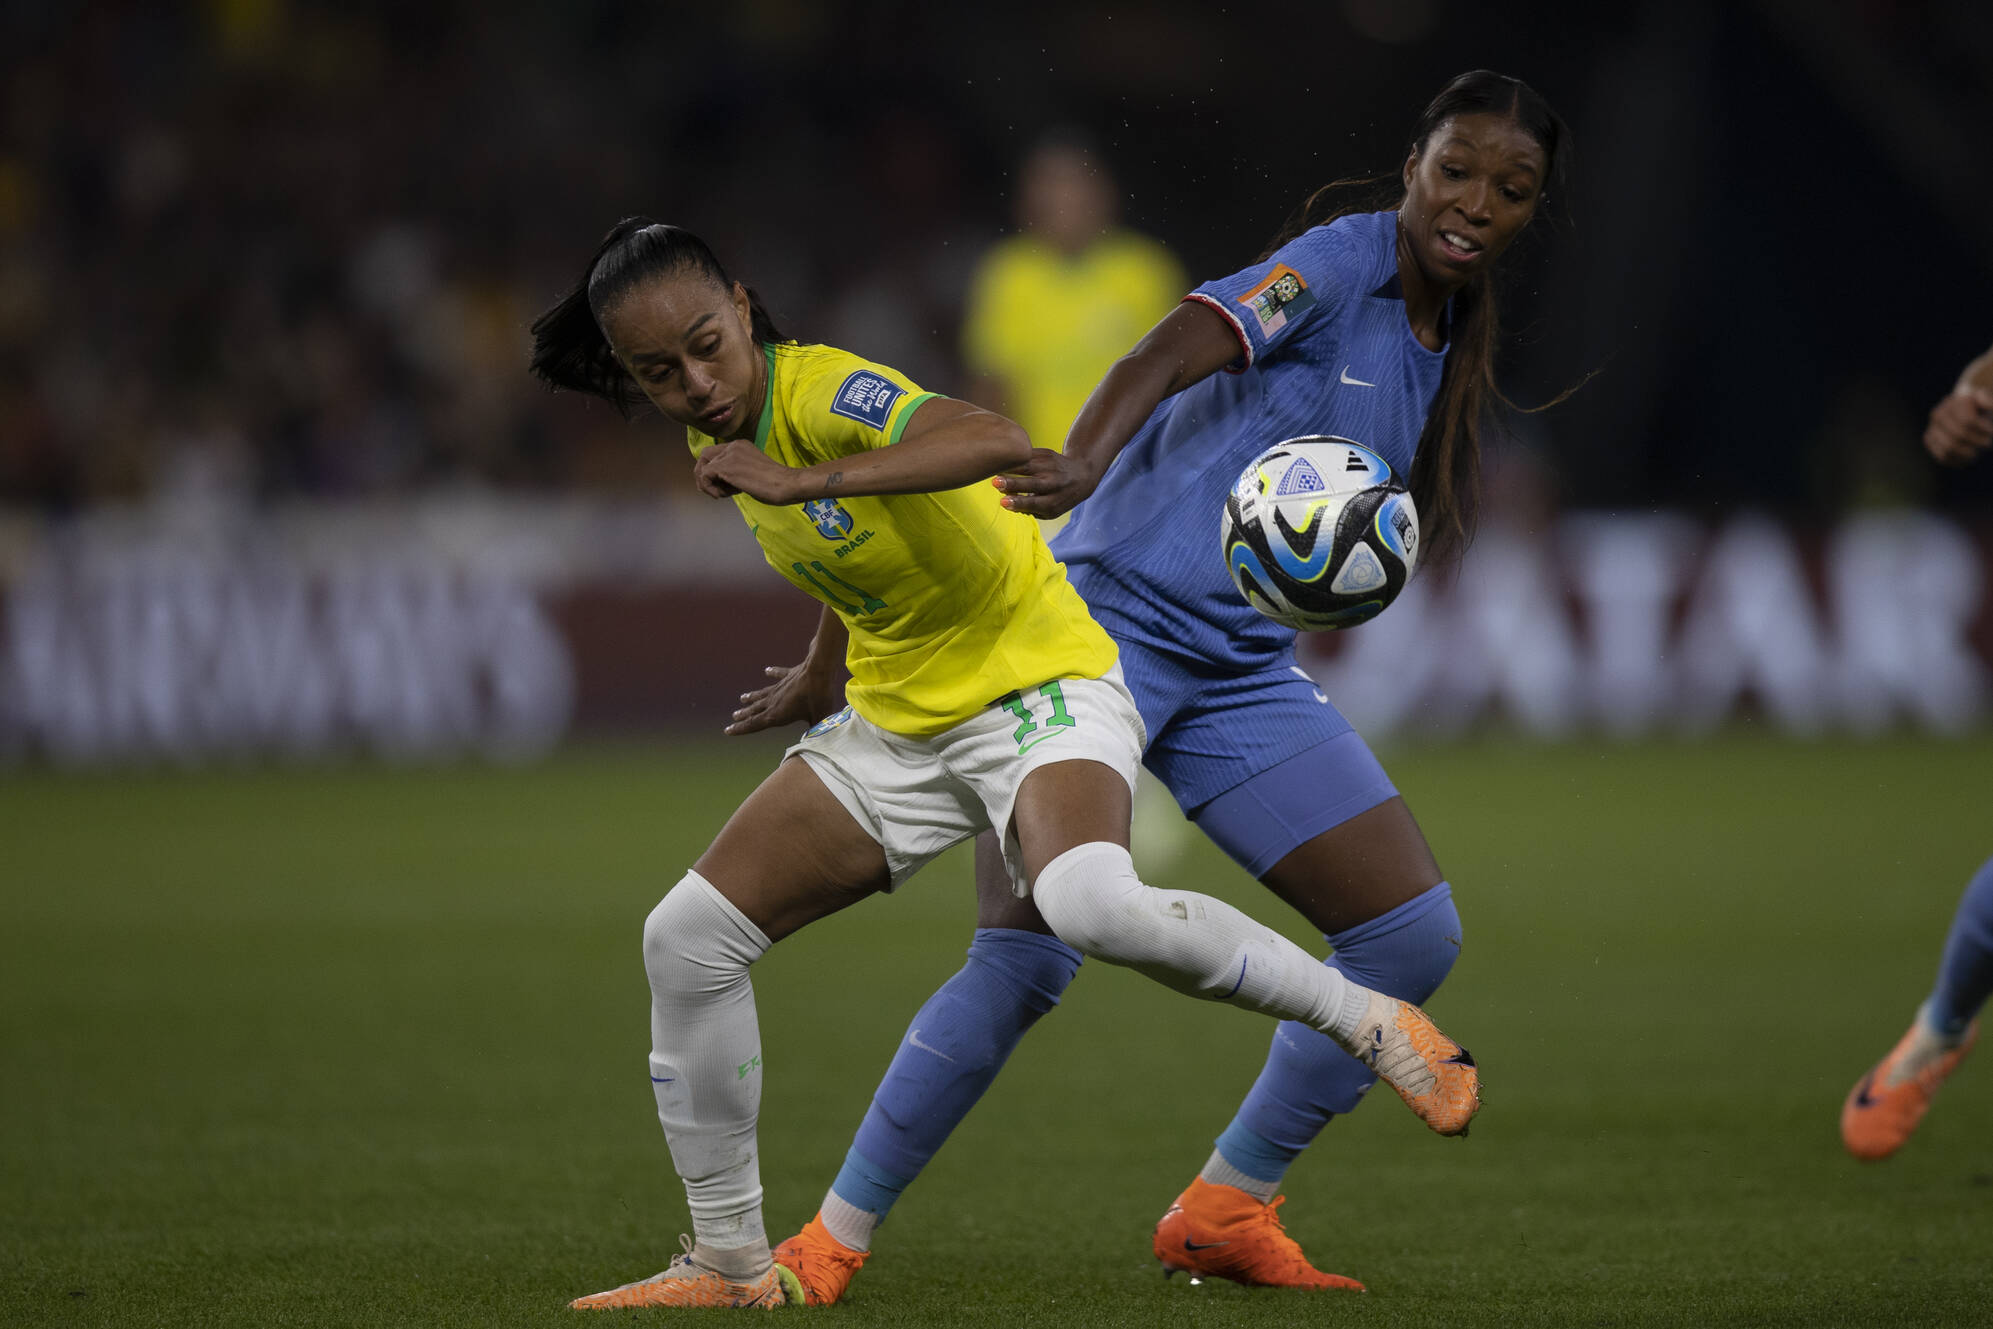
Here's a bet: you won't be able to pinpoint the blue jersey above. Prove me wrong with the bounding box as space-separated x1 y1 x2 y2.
1053 209 1446 673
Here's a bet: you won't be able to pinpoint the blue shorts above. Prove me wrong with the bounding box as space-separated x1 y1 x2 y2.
1119 637 1399 880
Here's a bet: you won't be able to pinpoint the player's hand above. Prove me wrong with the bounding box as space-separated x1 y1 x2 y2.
1924 388 1993 466
695 440 802 503
991 448 1101 519
725 660 843 735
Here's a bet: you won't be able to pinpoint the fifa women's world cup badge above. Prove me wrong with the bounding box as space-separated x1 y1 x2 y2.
1239 264 1315 339
804 498 856 540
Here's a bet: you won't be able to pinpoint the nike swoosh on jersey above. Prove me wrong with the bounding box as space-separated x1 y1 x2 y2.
1015 729 1072 755
1339 366 1377 387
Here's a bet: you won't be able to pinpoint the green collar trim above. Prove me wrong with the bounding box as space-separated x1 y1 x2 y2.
752 344 777 451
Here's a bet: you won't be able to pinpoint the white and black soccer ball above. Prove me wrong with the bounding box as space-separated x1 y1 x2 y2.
1221 437 1420 631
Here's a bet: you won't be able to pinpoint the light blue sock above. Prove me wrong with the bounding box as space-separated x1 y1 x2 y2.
1212 882 1462 1190
829 929 1082 1224
1926 857 1993 1038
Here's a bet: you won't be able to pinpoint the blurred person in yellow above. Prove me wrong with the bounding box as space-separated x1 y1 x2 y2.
963 132 1184 462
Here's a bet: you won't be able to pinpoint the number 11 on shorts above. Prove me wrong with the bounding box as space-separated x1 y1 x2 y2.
998 680 1077 751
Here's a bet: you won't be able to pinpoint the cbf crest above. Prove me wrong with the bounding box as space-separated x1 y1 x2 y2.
802 497 855 540
804 706 855 738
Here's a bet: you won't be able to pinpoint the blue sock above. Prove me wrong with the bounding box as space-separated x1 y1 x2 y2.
1217 882 1463 1183
830 928 1082 1218
1926 857 1993 1038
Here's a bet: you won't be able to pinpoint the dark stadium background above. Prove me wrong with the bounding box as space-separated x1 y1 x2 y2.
6 0 1989 517
5 4 1993 1326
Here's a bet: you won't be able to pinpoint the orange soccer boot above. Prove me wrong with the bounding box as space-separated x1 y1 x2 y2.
1841 1016 1978 1161
1345 990 1481 1136
1153 1178 1365 1290
569 1238 798 1310
772 1213 871 1306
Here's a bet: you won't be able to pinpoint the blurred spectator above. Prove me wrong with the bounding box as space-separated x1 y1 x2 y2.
961 132 1184 454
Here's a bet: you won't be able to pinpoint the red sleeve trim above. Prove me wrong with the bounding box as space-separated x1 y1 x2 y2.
1183 292 1253 375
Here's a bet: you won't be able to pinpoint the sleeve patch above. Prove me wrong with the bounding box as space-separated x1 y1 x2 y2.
829 371 906 430
1238 264 1316 340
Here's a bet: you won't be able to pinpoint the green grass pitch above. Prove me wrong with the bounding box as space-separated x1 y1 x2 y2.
4 734 1990 1327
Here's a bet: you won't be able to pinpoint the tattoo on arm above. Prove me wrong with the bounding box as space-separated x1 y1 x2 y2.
824 471 843 492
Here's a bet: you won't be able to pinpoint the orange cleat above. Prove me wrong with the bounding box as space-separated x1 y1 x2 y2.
1841 1017 1978 1161
772 1213 871 1306
1153 1178 1364 1291
569 1239 795 1310
1344 991 1481 1136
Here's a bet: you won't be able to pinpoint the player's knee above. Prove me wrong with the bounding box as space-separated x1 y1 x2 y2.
641 886 705 996
1329 882 1462 1006
643 871 763 997
964 928 1083 1015
1029 841 1148 960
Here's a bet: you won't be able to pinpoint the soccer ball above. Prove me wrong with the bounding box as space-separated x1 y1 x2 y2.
1221 437 1420 631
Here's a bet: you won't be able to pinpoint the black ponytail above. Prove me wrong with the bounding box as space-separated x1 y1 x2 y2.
528 217 788 418
1261 71 1573 568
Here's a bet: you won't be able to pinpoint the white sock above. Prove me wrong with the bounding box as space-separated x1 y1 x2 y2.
644 870 773 1271
819 1191 879 1252
1031 842 1373 1043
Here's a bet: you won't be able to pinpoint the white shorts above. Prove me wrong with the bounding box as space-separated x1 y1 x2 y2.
787 663 1146 897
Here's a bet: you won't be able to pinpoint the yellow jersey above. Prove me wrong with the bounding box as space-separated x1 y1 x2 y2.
687 342 1117 737
962 230 1185 452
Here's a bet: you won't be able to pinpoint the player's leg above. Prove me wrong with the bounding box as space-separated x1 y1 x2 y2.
1841 855 1993 1160
1136 674 1461 1288
1191 770 1453 1198
777 841 1077 1304
1926 855 1993 1039
1155 793 1457 1287
978 668 1472 1135
1010 754 1476 1137
572 756 891 1310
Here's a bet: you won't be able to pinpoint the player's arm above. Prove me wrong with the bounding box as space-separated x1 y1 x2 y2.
993 299 1242 518
693 398 1030 503
1926 343 1993 466
725 603 849 736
